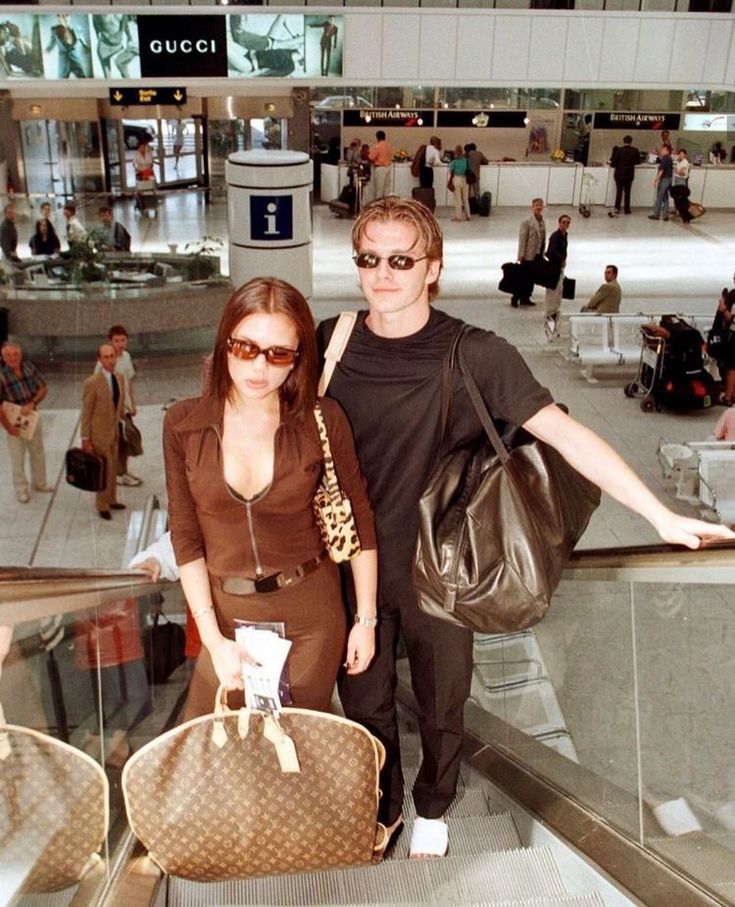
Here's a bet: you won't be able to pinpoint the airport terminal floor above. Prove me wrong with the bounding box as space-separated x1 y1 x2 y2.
3 188 733 568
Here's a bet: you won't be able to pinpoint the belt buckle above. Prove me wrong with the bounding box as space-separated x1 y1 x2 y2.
254 573 280 594
222 577 256 596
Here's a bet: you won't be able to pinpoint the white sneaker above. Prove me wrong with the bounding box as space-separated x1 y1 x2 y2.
118 473 143 487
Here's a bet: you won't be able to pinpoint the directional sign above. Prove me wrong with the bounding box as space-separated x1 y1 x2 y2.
109 87 187 107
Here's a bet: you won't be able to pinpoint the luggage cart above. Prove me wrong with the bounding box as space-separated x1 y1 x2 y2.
135 178 159 217
624 325 665 411
624 317 717 413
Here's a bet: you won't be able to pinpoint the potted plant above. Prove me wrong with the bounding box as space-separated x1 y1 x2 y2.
69 232 107 284
183 236 223 281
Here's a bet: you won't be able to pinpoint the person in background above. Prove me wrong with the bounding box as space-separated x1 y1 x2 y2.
0 204 21 265
62 203 87 248
649 144 673 221
512 197 547 308
29 218 60 256
544 214 571 339
134 137 155 181
581 264 622 313
608 134 640 217
0 341 53 504
671 149 693 224
448 145 470 222
173 120 186 168
97 206 131 252
94 324 142 487
163 277 378 721
420 136 442 190
368 130 393 201
81 342 126 520
464 143 488 205
712 288 735 406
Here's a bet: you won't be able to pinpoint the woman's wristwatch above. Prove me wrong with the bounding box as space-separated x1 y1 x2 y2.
354 614 378 628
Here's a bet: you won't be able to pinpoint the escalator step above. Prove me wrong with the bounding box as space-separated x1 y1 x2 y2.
165 846 569 905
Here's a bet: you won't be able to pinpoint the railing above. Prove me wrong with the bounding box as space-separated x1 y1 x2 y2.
1 541 734 904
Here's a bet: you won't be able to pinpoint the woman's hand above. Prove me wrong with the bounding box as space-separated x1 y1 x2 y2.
209 638 245 691
344 625 375 675
651 510 735 549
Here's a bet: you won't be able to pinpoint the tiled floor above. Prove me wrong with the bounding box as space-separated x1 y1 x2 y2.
2 192 733 569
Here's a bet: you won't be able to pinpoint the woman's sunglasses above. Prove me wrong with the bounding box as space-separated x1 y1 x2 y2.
353 252 428 271
226 337 299 367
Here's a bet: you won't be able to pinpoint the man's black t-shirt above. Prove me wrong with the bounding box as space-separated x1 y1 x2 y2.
318 308 553 582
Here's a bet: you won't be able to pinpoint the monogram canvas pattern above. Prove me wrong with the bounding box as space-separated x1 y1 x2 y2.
122 709 383 881
0 725 109 893
313 404 361 563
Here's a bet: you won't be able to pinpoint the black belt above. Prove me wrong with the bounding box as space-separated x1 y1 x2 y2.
219 552 327 596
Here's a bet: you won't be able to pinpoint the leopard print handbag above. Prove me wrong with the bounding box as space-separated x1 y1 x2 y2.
312 402 361 563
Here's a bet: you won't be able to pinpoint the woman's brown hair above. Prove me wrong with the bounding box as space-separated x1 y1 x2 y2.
209 277 317 419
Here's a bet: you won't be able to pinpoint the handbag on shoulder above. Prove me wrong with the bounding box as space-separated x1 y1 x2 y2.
119 413 143 458
312 402 361 563
122 687 386 881
414 328 601 634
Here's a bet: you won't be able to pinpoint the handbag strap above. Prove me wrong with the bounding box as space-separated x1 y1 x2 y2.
318 311 357 396
451 328 511 466
313 402 342 504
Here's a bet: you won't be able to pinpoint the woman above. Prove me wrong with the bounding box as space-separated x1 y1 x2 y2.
448 145 470 222
710 288 735 404
29 218 60 256
163 277 378 719
133 138 155 181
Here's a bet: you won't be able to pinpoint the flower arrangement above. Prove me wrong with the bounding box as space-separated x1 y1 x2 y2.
393 149 409 162
550 149 566 162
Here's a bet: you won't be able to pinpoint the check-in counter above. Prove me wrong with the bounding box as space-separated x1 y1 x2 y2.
322 162 735 210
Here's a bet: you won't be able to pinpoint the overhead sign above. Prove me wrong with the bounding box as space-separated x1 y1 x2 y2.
343 110 434 128
436 110 527 128
109 87 187 106
0 13 343 81
682 113 735 132
594 113 681 130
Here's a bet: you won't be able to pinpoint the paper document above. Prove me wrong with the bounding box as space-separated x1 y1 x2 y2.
2 402 39 441
234 621 292 714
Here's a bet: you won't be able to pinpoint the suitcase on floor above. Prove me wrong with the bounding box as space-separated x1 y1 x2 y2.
478 191 492 217
123 688 386 881
411 186 436 212
65 448 107 492
328 184 356 218
688 201 705 220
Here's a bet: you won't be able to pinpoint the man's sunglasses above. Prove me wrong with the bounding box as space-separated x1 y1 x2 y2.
353 252 428 271
226 337 299 367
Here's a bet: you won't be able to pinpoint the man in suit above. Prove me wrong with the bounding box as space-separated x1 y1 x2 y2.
608 135 640 217
581 264 622 314
81 342 126 520
512 197 547 308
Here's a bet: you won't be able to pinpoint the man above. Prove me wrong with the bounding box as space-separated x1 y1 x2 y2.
100 324 141 487
97 206 131 252
63 203 87 248
581 264 622 313
608 134 640 217
318 196 727 859
420 136 442 190
37 201 61 254
671 149 693 224
0 341 53 503
81 342 126 520
544 214 571 338
0 204 21 265
464 142 488 203
649 144 673 221
309 16 338 77
512 197 546 308
368 130 393 201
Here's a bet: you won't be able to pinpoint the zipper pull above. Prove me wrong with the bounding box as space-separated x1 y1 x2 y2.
445 584 458 613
